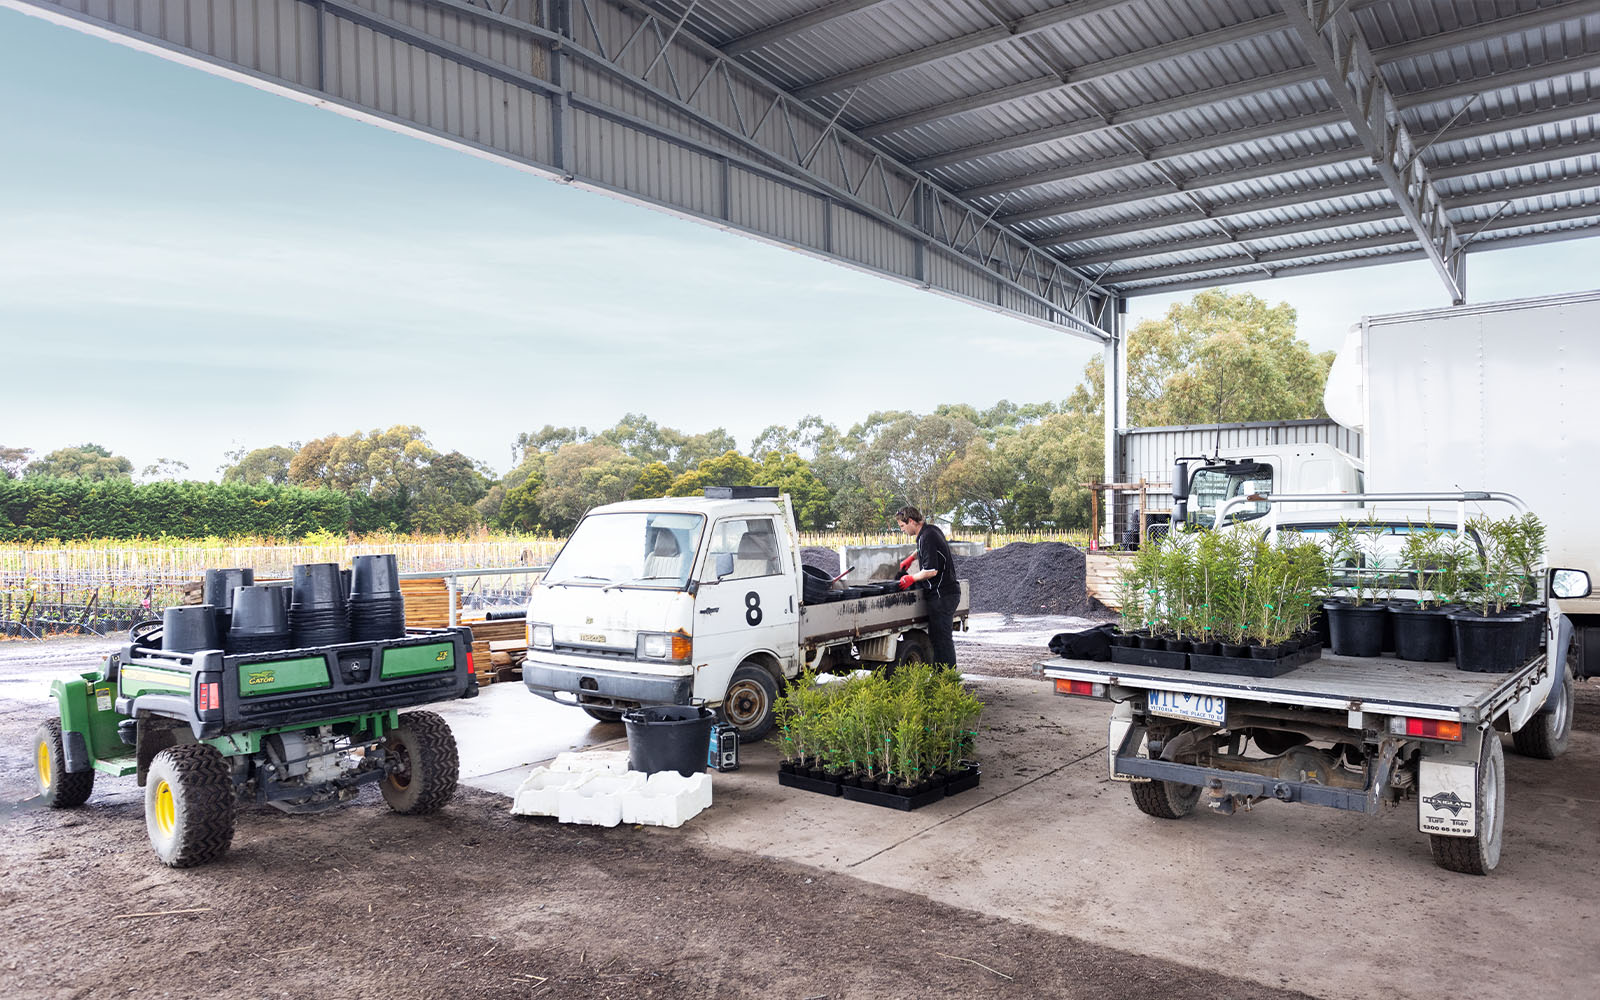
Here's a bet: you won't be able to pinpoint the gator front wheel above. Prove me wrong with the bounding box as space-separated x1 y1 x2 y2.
145 743 235 868
35 718 94 808
382 711 460 815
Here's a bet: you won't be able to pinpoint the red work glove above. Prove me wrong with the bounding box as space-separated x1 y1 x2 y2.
898 553 916 571
897 575 915 591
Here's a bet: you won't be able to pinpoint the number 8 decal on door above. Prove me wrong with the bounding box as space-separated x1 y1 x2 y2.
745 591 763 626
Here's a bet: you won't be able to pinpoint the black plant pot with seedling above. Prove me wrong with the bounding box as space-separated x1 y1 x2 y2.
1325 601 1386 657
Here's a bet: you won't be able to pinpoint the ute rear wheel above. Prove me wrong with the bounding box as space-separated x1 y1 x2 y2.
382 711 460 815
35 718 94 808
145 743 235 868
1129 779 1202 819
1429 732 1506 876
722 663 779 742
1511 665 1573 760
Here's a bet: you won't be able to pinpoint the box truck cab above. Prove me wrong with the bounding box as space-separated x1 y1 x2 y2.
1172 442 1362 527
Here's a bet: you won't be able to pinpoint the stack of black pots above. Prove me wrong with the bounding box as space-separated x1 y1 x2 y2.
289 562 351 648
349 554 407 641
226 585 292 654
203 567 254 635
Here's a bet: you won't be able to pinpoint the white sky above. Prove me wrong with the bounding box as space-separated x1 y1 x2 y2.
2 7 1596 479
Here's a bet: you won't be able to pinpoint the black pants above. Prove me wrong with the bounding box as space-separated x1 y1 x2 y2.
926 589 961 668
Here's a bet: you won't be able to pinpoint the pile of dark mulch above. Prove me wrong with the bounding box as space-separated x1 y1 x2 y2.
800 546 840 575
955 541 1111 617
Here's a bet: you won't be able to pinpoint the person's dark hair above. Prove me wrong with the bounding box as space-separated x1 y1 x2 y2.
895 506 923 524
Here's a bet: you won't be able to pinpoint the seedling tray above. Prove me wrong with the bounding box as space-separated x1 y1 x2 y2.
1189 642 1322 678
778 764 981 811
1110 645 1189 670
842 783 943 811
777 770 841 796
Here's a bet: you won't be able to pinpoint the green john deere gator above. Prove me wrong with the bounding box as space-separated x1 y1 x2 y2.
33 564 478 868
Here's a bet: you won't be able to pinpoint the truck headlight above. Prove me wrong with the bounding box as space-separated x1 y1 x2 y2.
636 632 691 661
529 624 554 650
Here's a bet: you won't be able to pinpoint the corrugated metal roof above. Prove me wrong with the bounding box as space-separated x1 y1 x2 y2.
656 0 1600 298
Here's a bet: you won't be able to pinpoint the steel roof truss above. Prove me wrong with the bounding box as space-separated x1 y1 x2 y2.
721 0 891 58
1279 0 1465 303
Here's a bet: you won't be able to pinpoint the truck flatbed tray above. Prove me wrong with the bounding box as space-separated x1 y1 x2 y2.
1040 652 1549 725
800 583 971 645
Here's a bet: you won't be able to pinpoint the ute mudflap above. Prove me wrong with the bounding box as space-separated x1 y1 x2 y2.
117 627 476 739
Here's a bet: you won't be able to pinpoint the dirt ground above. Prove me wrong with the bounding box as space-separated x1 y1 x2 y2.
0 635 1310 1000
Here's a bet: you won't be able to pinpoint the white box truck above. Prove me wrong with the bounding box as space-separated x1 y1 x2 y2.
1171 289 1600 675
521 488 968 739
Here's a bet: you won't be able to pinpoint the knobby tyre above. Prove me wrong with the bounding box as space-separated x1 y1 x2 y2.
382 711 460 815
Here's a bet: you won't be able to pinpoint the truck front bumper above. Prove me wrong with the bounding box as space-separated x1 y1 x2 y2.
523 657 693 709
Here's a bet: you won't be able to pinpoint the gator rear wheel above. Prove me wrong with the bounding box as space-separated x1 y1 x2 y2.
382 711 460 815
35 718 94 808
145 743 235 868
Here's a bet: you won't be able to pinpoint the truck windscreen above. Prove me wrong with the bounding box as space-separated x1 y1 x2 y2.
543 512 706 589
1190 466 1272 524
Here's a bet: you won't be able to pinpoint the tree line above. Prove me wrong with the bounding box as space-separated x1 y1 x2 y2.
1 291 1335 540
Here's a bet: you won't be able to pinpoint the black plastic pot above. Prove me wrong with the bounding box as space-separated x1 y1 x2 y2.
1450 610 1529 674
203 568 254 610
350 554 401 600
291 562 347 611
290 562 350 647
1220 642 1250 658
162 605 220 653
1325 601 1386 657
227 585 291 654
1390 604 1453 662
1516 607 1546 662
1162 638 1193 653
1137 634 1165 650
350 555 407 642
623 704 715 777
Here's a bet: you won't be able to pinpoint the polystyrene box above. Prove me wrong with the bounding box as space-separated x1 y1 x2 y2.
510 766 593 818
556 772 646 827
549 750 630 773
620 771 713 829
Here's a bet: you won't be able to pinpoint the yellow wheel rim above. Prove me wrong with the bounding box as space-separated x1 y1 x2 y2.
37 740 52 791
154 780 176 836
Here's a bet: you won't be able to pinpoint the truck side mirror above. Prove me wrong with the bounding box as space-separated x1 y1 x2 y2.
1550 568 1591 599
715 553 735 579
1171 461 1189 500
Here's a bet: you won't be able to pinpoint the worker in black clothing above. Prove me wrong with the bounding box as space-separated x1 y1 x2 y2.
895 505 960 669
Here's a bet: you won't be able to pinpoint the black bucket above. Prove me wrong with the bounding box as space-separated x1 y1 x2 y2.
291 562 347 611
291 562 349 647
1325 601 1386 657
162 605 221 653
623 704 715 777
227 585 291 654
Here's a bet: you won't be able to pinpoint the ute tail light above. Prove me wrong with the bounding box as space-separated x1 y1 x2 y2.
1397 717 1463 741
1055 678 1105 698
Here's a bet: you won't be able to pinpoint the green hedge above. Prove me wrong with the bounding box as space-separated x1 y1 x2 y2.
0 478 366 541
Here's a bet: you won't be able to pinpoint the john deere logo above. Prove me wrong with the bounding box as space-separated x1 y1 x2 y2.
1423 791 1470 816
247 670 275 686
434 650 448 661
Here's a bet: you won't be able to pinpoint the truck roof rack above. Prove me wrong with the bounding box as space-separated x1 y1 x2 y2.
703 486 780 499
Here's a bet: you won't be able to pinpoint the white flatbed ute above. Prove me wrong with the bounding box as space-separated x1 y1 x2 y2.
1042 490 1582 875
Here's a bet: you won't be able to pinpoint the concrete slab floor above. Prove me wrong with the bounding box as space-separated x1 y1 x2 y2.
447 676 1600 1000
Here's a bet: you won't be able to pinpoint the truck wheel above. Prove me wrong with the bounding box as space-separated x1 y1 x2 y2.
895 633 931 668
382 711 460 815
145 744 235 868
1129 779 1201 819
1511 665 1573 760
722 663 778 742
35 718 94 808
582 706 624 724
1429 733 1505 876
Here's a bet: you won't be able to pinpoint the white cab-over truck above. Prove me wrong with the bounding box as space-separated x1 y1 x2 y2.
1046 491 1586 874
1166 289 1600 678
522 487 969 739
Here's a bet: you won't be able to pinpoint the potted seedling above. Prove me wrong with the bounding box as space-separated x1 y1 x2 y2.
1448 516 1539 673
1323 518 1387 656
1387 522 1456 661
